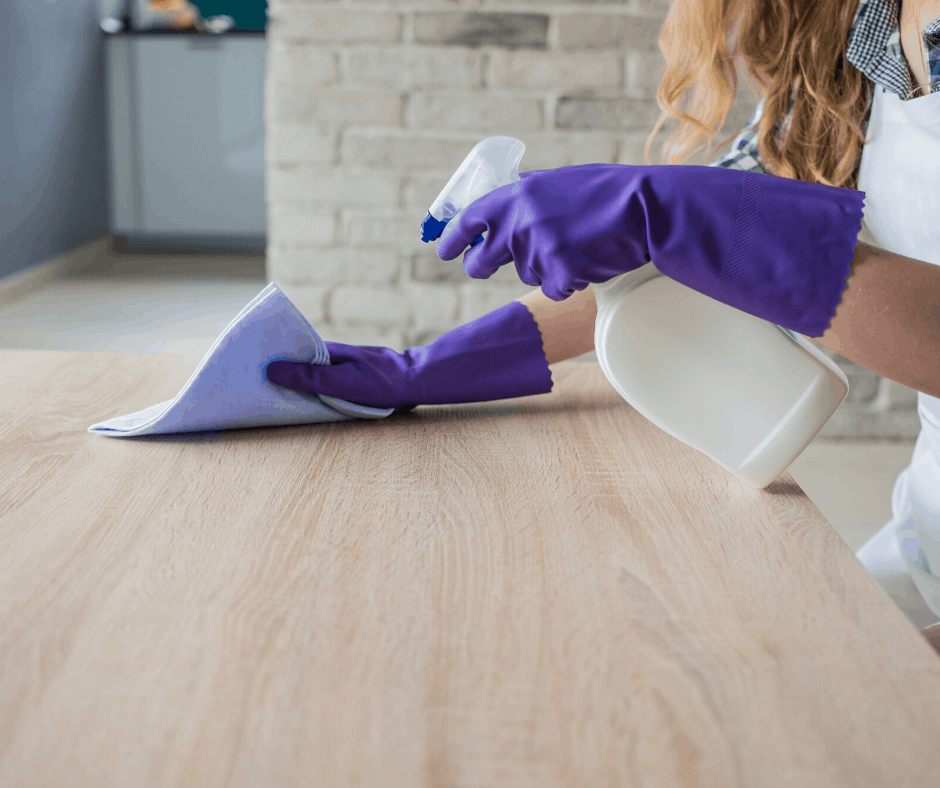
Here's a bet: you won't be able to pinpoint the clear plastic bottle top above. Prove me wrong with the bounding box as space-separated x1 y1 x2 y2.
421 137 525 242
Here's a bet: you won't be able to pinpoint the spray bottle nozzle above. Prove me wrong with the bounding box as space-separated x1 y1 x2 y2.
420 212 484 247
420 137 526 246
420 213 449 243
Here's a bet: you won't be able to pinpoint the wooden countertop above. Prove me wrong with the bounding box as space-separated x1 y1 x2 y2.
2 349 939 787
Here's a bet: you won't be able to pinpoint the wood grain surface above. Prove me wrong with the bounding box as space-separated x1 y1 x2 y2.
2 349 940 788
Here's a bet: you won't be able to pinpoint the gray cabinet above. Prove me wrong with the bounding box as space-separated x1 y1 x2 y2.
106 33 266 249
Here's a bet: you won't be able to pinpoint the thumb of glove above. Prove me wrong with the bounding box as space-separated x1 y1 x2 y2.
266 360 336 396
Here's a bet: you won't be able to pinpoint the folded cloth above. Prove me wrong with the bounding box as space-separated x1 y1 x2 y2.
88 282 394 437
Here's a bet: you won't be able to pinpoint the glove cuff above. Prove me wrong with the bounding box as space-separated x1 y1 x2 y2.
651 169 865 338
407 300 553 404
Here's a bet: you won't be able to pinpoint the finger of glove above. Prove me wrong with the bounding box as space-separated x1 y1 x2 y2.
538 283 568 301
323 342 372 363
544 271 596 301
513 256 543 288
266 359 399 408
266 360 350 398
541 271 589 301
462 239 515 280
437 206 489 261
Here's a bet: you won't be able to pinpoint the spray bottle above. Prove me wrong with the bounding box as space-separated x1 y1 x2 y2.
423 137 849 489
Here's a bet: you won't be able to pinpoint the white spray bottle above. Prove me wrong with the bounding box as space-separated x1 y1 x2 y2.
423 137 849 489
592 268 848 488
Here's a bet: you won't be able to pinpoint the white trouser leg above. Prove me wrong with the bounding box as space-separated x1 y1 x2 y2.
856 518 939 628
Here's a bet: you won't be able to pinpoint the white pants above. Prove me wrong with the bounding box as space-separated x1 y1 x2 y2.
856 455 940 630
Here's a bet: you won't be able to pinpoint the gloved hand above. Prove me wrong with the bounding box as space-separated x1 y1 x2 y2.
265 301 552 409
437 164 865 337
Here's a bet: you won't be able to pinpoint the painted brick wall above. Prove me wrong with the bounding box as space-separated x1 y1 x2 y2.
264 0 920 440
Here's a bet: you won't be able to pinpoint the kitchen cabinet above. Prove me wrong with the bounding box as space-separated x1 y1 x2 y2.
106 32 266 249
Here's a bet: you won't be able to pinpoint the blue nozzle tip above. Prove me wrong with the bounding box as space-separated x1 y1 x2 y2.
420 212 449 243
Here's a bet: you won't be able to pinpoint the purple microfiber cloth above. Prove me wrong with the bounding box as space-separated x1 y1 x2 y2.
88 282 393 437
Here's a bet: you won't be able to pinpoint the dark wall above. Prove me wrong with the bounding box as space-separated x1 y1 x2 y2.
0 0 108 280
194 1 267 31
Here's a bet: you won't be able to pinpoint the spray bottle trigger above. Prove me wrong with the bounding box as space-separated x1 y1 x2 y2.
470 234 484 247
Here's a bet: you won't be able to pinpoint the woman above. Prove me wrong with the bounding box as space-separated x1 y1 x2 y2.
267 0 940 627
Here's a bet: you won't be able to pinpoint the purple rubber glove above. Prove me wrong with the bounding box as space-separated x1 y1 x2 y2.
265 301 552 409
437 164 865 337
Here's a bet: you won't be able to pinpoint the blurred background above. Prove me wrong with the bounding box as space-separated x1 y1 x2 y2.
0 0 920 550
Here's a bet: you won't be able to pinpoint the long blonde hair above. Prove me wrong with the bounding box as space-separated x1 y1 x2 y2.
645 0 930 189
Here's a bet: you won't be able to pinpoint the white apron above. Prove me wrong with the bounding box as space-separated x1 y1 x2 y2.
855 81 940 628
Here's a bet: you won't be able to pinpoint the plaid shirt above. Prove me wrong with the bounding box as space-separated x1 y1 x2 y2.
709 0 940 171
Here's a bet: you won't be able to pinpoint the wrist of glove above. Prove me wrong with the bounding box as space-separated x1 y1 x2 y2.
265 300 553 410
437 164 865 338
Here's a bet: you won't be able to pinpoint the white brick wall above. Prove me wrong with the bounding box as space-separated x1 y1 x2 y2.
265 0 918 438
